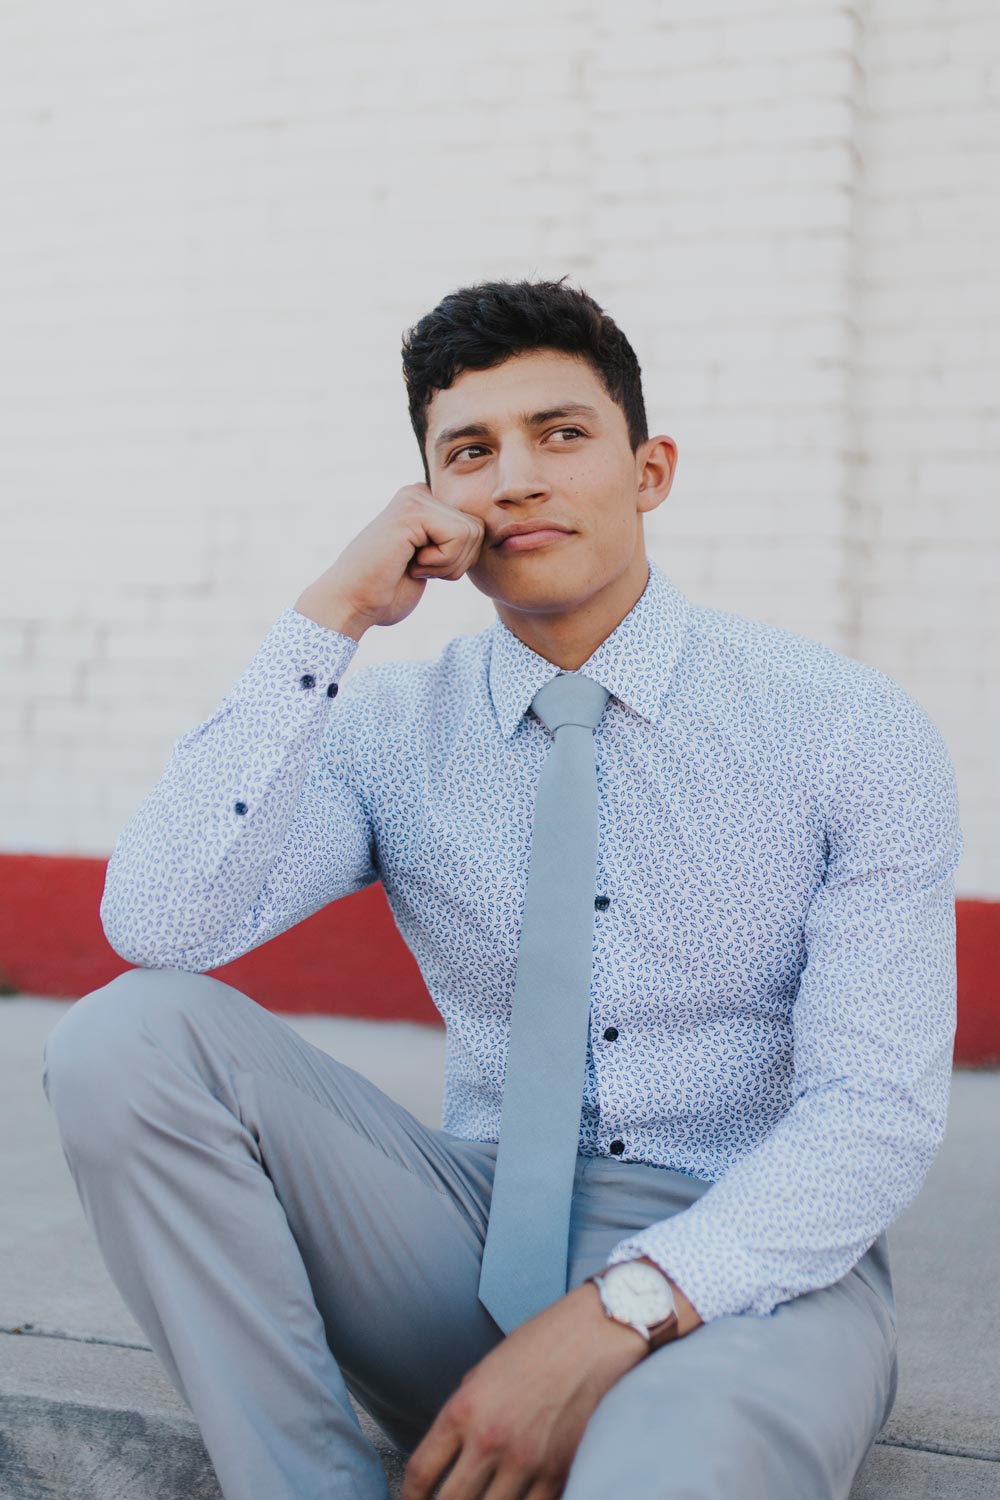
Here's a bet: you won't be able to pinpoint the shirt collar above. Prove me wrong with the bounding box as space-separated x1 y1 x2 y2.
487 556 691 740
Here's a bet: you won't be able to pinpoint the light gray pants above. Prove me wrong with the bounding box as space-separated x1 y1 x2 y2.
41 968 898 1500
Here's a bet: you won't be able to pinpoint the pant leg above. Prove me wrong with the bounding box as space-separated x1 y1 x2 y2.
560 1155 899 1500
41 967 506 1500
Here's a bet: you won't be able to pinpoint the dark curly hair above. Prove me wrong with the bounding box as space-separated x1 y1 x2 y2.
401 276 648 484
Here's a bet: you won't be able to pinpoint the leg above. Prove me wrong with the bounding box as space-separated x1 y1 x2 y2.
41 968 505 1500
561 1157 898 1500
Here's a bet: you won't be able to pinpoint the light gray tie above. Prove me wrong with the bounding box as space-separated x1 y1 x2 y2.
477 669 611 1334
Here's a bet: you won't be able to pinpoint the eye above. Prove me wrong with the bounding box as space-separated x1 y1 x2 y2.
447 427 585 465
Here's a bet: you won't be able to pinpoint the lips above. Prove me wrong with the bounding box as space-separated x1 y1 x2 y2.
496 528 573 553
493 520 574 545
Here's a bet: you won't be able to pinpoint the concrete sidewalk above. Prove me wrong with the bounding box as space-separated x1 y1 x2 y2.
2 993 998 1499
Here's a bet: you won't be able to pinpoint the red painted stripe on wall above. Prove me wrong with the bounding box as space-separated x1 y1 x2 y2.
0 853 996 1066
0 853 438 1026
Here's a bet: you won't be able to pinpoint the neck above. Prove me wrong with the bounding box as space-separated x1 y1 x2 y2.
495 554 651 672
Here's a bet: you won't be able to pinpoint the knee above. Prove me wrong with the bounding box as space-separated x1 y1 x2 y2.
564 1347 771 1500
41 967 217 1136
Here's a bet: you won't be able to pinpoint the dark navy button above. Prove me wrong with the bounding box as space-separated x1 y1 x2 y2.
594 894 610 911
234 801 248 815
326 682 339 698
300 674 316 690
604 1026 618 1042
609 1139 625 1155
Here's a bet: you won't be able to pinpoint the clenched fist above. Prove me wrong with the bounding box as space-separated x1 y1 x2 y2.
293 484 486 640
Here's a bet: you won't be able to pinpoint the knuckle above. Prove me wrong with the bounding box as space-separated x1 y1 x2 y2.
512 1440 542 1471
474 1422 509 1459
444 1389 474 1427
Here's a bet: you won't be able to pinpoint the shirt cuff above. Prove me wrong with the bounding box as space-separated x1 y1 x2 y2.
224 606 361 714
604 1219 766 1325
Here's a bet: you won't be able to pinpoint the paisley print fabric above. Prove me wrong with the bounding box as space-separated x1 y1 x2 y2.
100 557 963 1322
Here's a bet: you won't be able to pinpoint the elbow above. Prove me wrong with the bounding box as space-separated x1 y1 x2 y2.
100 908 179 971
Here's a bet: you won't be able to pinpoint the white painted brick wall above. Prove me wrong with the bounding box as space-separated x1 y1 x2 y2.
850 0 1000 896
0 0 995 900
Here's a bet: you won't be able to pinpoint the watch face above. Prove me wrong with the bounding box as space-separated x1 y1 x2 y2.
604 1261 675 1324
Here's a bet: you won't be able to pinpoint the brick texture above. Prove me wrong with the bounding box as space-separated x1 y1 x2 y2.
0 1 995 898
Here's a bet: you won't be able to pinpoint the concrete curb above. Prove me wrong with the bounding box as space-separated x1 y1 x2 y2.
3 1328 998 1500
0 1330 406 1499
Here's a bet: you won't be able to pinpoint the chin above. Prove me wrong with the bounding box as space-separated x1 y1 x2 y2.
476 551 589 599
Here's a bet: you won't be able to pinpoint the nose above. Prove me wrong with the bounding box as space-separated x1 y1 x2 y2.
491 436 551 504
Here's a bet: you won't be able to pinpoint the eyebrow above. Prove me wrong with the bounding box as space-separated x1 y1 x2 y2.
432 402 601 454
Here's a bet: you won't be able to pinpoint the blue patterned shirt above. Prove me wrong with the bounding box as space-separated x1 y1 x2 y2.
101 557 963 1324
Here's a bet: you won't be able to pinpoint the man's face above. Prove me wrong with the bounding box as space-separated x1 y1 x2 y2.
424 348 675 622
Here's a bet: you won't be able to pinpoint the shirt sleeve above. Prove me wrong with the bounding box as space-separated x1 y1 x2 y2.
603 671 965 1324
100 606 380 972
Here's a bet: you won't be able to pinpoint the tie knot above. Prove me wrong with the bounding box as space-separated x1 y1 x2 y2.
530 671 610 735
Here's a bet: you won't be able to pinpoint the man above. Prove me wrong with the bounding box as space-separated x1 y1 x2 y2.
43 277 963 1500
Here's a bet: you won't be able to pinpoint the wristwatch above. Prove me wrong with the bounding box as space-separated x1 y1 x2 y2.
586 1258 680 1352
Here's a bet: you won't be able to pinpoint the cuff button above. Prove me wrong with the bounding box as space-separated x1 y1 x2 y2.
327 682 339 697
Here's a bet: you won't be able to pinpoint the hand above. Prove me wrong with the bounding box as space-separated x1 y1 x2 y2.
293 483 486 639
399 1280 649 1500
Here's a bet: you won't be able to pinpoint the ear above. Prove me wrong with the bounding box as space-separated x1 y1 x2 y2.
636 436 677 514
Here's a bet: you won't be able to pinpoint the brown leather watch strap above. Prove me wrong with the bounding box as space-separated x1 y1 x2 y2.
645 1305 680 1350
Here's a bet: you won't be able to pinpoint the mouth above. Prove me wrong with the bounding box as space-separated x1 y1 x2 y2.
495 529 575 553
